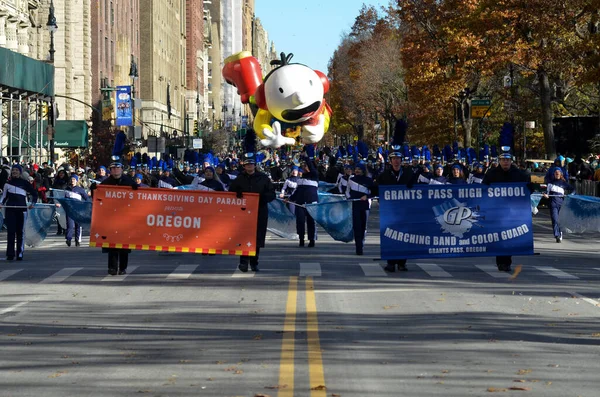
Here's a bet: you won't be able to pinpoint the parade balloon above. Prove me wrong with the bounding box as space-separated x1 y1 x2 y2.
223 51 332 148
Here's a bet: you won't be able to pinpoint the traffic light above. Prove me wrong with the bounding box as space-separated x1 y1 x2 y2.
194 120 199 136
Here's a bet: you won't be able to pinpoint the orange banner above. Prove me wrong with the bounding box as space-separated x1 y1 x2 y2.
89 185 259 256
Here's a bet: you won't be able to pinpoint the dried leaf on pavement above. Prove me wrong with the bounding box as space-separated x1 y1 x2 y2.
253 334 263 340
254 394 272 397
509 265 523 280
517 369 532 375
48 371 67 378
509 387 531 391
382 305 398 310
264 384 287 389
311 385 327 390
487 387 508 392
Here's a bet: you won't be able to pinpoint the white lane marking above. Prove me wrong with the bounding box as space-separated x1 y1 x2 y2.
416 263 453 278
594 268 600 272
0 301 30 315
39 267 84 284
0 269 23 282
568 292 600 307
102 265 139 282
359 263 388 277
317 288 422 294
535 266 579 280
231 268 256 278
300 262 321 277
167 265 199 280
475 265 511 279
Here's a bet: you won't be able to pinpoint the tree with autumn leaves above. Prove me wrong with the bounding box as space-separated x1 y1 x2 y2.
328 1 600 158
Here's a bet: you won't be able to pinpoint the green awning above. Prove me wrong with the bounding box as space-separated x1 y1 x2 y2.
54 120 89 148
9 120 88 148
0 47 54 97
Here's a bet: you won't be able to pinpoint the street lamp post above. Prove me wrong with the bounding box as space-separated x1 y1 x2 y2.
129 54 138 139
46 0 58 164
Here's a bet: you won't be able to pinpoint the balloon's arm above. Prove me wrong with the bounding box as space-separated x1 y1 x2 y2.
254 108 274 139
322 100 332 132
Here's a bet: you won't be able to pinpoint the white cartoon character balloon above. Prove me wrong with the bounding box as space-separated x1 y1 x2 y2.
222 52 332 148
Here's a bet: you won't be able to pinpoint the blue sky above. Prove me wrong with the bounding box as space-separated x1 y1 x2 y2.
254 0 392 74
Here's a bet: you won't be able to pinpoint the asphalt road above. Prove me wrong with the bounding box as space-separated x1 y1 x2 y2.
1 206 599 397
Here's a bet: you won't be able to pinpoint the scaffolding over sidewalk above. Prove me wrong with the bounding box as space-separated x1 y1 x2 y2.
0 47 55 165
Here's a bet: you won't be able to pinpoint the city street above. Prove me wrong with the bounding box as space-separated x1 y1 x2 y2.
1 207 599 397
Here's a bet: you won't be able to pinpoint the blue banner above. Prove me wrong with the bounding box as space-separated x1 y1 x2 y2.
306 192 354 243
57 198 93 227
267 199 298 240
558 195 600 233
379 183 534 259
115 85 133 126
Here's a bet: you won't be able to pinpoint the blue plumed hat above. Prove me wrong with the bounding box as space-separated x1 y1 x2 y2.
242 128 257 164
390 119 407 158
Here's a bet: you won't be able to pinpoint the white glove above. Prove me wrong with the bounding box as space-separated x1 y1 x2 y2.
260 121 296 148
301 114 325 143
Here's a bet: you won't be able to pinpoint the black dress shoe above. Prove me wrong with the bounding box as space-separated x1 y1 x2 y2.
75 240 80 247
497 264 511 272
238 263 248 273
6 257 14 261
308 240 315 247
356 249 363 256
108 269 118 276
56 231 63 236
118 270 127 275
66 240 71 247
384 263 395 272
250 265 259 272
299 240 305 247
16 257 23 261
397 263 408 271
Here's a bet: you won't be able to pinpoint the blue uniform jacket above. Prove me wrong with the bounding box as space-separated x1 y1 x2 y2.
346 174 374 212
546 179 573 207
291 158 319 204
1 178 38 208
65 185 90 201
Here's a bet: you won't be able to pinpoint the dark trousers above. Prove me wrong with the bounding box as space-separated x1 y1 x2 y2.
65 217 81 242
240 247 260 266
496 256 512 266
108 249 129 271
550 204 562 237
295 205 316 241
5 209 26 259
352 208 369 252
387 259 407 266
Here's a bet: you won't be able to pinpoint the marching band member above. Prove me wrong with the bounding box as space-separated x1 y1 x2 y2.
229 129 276 272
290 145 319 247
335 164 353 195
346 162 374 255
0 164 38 261
543 168 573 243
64 174 89 247
468 162 485 184
430 164 448 185
482 146 532 271
374 120 415 272
98 157 137 276
447 164 467 184
417 164 434 184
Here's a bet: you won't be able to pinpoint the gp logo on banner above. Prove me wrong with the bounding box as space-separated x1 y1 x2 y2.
90 186 259 256
379 183 534 259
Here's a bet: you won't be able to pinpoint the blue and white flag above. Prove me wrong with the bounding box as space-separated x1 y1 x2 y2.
25 204 56 247
530 193 543 215
267 199 298 240
305 192 354 243
57 198 93 227
558 195 600 233
318 181 336 192
50 189 68 229
379 183 534 259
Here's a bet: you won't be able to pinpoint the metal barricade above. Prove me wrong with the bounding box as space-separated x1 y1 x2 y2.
574 180 600 197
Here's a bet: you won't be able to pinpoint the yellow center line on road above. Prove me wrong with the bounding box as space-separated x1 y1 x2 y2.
278 276 298 397
306 277 326 396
